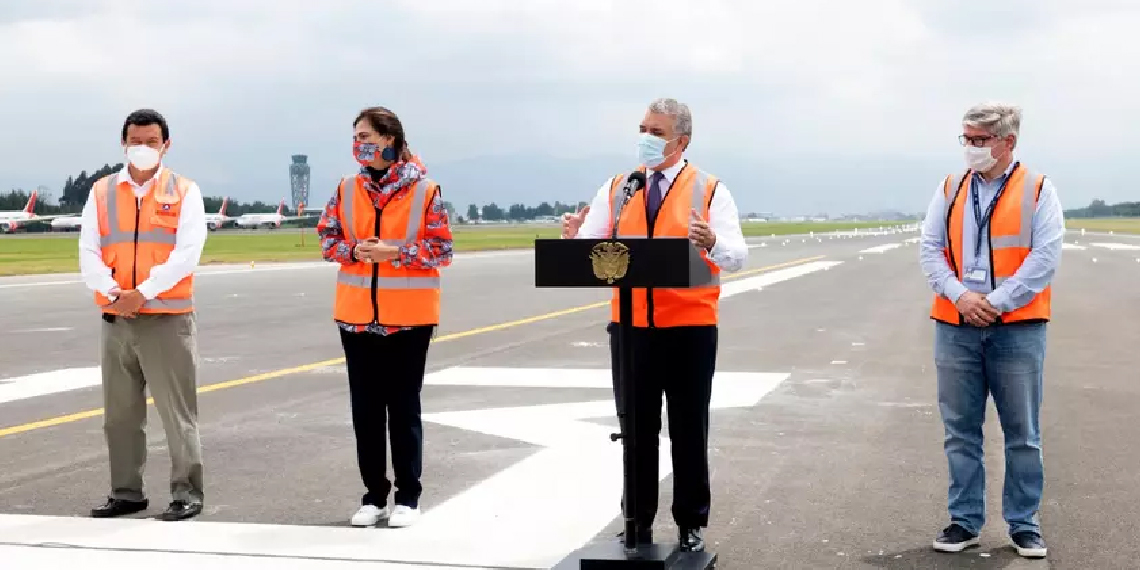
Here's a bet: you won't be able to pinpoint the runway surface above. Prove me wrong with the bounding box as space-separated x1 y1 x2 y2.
1 228 1138 569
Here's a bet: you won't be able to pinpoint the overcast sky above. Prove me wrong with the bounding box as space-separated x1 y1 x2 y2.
2 0 1137 216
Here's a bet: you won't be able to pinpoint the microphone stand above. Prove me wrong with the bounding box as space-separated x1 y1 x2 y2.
609 172 644 553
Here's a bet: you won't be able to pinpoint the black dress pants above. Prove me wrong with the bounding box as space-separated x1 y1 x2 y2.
608 322 718 529
340 325 434 508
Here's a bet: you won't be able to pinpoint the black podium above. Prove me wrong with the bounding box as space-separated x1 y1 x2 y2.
535 237 718 570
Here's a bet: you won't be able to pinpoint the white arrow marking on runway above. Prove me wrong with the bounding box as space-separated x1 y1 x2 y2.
858 243 902 254
0 367 788 569
413 367 789 568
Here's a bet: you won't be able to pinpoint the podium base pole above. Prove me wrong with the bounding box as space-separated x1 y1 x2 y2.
552 542 717 569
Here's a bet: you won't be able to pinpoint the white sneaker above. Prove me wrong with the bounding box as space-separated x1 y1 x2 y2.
387 505 420 528
350 504 390 527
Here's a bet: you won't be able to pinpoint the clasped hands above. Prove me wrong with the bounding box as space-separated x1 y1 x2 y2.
106 288 145 318
354 238 399 264
956 291 1001 327
560 205 717 249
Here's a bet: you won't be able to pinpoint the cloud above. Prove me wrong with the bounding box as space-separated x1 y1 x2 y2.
1 0 1138 214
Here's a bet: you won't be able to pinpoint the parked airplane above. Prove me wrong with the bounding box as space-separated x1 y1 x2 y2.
0 191 68 233
49 197 235 232
204 197 234 230
232 200 317 229
50 215 82 231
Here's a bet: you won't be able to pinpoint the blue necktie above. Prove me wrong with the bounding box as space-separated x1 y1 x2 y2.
646 171 665 220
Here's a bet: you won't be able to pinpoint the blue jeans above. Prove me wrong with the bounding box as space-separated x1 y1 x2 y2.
934 321 1047 536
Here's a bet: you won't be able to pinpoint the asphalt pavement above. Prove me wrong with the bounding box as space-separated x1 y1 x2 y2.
0 228 1137 569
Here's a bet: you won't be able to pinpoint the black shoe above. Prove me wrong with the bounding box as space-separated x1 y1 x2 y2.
1011 531 1047 558
616 525 653 544
159 499 203 521
90 497 148 518
933 523 979 552
678 527 705 552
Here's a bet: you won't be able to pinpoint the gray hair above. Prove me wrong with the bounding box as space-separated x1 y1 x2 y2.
963 102 1021 144
648 98 692 137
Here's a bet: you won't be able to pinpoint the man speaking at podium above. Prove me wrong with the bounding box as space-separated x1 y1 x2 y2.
561 98 748 552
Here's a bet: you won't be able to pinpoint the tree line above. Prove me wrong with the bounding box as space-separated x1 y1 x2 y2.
461 201 587 222
2 163 304 216
1064 199 1140 218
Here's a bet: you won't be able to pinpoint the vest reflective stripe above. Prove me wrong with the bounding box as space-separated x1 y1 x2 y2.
333 174 442 326
100 230 177 247
606 163 721 327
929 164 1050 324
336 274 441 289
93 169 195 314
143 298 194 311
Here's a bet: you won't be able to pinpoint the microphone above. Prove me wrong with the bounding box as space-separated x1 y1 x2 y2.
610 171 647 239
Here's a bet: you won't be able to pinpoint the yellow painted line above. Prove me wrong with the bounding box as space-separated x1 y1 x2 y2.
0 255 824 439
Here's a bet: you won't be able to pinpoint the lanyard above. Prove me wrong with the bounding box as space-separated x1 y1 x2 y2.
969 163 1016 259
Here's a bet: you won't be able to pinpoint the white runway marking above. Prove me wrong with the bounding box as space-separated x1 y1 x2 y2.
718 260 843 298
0 367 101 405
0 365 788 569
1091 242 1140 251
1063 243 1088 250
9 326 73 333
858 243 901 254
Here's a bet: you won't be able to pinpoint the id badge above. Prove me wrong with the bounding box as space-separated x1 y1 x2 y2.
963 266 988 284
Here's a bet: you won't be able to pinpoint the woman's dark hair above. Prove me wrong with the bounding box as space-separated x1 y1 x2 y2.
354 106 412 161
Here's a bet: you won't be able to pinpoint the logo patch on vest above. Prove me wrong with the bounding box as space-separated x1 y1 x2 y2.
156 204 177 217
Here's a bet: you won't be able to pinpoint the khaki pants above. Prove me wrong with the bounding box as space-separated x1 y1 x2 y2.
101 312 204 503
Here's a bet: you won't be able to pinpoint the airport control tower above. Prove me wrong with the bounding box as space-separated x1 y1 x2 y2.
289 154 311 212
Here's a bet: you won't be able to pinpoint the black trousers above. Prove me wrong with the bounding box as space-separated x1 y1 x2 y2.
608 322 717 529
339 326 434 508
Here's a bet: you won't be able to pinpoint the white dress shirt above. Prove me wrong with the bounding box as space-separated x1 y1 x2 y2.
79 164 207 300
575 159 748 272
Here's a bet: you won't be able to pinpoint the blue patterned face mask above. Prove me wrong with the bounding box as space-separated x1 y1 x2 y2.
354 141 397 165
637 133 675 168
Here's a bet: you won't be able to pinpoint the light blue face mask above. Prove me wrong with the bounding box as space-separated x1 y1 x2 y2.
637 133 675 168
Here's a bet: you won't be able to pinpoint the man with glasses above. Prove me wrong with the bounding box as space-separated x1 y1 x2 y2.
919 102 1065 558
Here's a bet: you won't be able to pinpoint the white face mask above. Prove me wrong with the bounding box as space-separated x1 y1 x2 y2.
126 145 161 170
964 145 997 172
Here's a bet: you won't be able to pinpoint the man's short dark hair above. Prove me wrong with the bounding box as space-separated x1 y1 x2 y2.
121 109 169 142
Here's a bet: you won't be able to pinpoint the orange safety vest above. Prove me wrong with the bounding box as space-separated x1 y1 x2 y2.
607 163 720 327
332 174 441 326
930 163 1051 325
93 168 195 314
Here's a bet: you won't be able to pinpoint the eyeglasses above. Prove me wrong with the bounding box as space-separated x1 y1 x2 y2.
959 134 995 147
